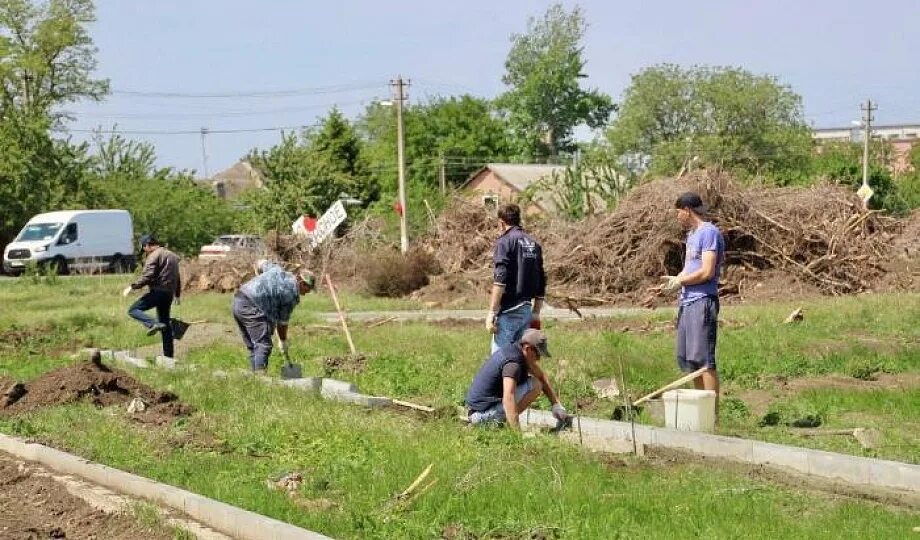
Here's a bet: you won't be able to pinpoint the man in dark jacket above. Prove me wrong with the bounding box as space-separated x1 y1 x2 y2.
123 234 181 358
486 203 547 353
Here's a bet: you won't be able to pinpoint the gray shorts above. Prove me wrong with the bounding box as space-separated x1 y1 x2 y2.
469 377 536 425
676 296 719 372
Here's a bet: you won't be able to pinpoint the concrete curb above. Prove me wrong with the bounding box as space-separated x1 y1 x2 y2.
96 347 920 496
0 433 332 540
520 410 920 496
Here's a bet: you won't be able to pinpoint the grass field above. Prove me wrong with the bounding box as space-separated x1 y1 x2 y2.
0 276 918 539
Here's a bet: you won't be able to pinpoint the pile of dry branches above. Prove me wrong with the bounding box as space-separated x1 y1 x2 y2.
413 172 904 305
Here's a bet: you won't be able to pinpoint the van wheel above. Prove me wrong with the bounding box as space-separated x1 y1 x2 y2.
110 254 126 273
52 257 69 275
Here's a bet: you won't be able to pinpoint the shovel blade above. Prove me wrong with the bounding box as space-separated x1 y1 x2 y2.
281 363 302 380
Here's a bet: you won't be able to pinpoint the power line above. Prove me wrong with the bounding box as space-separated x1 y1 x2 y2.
74 98 379 120
109 82 385 99
66 124 321 135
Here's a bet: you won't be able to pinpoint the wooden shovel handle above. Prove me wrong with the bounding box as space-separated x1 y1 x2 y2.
632 367 708 407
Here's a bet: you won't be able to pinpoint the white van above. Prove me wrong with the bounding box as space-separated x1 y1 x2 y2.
3 210 135 275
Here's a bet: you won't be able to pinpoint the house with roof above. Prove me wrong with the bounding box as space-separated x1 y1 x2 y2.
207 160 265 200
462 163 567 215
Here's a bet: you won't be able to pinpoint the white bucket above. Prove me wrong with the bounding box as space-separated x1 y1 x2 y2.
663 389 717 432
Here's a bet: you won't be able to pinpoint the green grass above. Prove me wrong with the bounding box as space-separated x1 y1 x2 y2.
1 370 916 539
0 277 918 538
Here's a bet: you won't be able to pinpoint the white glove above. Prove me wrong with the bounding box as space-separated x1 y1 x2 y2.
485 311 497 334
552 403 569 421
278 339 289 355
660 275 682 294
122 286 133 298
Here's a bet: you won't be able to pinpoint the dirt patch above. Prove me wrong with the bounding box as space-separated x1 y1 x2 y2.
135 322 236 359
736 372 920 418
645 445 920 509
0 360 193 424
0 451 173 539
321 354 368 377
777 372 920 393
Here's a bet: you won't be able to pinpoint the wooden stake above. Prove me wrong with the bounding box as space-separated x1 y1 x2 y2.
392 399 435 413
324 274 357 355
633 367 708 407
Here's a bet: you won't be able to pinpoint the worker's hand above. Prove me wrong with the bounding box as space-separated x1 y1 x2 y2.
121 286 133 298
486 311 498 334
529 314 541 330
551 403 569 421
660 275 682 294
278 339 289 355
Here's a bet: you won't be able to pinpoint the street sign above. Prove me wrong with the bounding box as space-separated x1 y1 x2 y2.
310 200 347 248
857 183 874 207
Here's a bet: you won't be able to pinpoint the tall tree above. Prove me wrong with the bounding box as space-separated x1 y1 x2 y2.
607 64 812 179
0 0 108 117
359 95 513 195
247 109 380 232
495 3 613 158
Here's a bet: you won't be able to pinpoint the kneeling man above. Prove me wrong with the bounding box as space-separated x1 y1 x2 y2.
465 329 568 429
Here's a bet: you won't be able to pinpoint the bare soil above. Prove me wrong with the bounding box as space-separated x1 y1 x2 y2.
0 361 193 424
736 372 920 418
321 353 368 377
644 445 920 509
0 451 173 540
135 322 235 359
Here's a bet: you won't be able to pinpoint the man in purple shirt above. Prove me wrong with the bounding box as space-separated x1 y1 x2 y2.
661 192 725 405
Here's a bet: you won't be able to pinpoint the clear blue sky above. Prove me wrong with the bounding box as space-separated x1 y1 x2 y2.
67 0 920 176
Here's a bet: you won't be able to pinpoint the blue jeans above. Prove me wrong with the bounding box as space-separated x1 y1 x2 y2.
232 293 274 371
469 377 536 425
491 302 533 354
128 289 174 358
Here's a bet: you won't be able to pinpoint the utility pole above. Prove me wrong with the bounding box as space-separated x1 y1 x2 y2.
438 152 446 195
200 127 210 179
859 99 877 208
391 76 410 253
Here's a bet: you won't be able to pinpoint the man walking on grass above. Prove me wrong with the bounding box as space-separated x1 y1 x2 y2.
486 203 547 353
122 234 181 359
232 260 315 373
660 192 726 405
465 329 569 429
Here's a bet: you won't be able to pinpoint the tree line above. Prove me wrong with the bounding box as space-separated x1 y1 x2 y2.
2 1 917 255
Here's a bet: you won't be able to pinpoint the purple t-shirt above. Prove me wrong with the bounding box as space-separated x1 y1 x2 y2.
680 222 725 306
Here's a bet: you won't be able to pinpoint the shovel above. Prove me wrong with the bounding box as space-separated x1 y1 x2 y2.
280 348 303 380
611 367 707 421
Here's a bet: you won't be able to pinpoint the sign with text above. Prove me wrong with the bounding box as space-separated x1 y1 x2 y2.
310 200 347 248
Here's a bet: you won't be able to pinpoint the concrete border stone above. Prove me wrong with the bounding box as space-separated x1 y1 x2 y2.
0 432 332 540
518 406 920 496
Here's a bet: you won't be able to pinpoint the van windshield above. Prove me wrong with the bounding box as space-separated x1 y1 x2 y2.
16 223 63 242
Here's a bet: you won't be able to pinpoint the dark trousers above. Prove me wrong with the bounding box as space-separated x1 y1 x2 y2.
128 289 174 358
232 292 273 370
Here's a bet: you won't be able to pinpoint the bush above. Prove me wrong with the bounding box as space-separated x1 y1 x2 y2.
361 248 439 297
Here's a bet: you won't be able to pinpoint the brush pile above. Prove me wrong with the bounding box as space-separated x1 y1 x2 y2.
414 172 905 305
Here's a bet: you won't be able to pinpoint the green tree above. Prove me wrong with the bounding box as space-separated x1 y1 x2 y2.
86 133 238 255
811 141 901 211
247 109 379 232
0 112 90 245
495 3 613 158
360 95 513 195
0 0 109 117
607 64 812 179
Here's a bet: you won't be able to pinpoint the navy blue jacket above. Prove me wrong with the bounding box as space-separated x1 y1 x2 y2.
493 226 546 313
465 343 530 412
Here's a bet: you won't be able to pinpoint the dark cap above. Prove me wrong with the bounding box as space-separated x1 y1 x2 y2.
675 192 707 214
138 234 159 247
521 328 551 357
